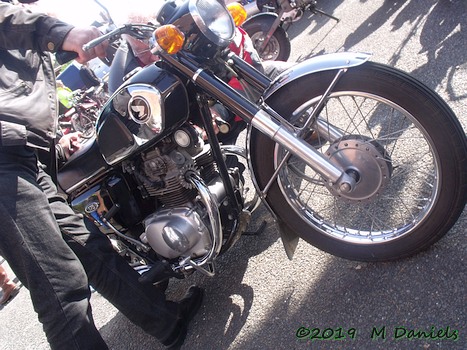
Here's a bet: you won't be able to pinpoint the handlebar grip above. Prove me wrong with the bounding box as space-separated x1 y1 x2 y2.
55 50 78 64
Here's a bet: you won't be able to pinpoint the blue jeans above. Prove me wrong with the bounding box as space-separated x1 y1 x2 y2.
0 146 178 349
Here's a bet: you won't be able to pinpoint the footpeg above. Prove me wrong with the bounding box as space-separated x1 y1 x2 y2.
138 260 179 285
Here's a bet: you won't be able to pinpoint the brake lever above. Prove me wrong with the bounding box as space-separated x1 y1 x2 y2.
82 24 129 52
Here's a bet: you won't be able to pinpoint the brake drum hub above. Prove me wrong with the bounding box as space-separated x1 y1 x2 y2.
324 136 392 202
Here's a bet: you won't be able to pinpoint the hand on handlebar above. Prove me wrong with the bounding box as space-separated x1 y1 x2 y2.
61 27 108 64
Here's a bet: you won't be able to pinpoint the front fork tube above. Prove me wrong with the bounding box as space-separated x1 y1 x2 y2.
162 53 356 194
260 68 347 193
251 109 355 192
252 69 356 194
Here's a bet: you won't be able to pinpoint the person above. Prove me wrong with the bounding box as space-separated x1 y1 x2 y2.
0 1 203 349
0 263 19 305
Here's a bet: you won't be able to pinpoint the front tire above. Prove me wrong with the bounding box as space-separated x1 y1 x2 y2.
251 62 466 261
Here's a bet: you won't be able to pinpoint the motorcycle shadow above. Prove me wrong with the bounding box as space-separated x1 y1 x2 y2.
94 206 466 349
228 210 467 350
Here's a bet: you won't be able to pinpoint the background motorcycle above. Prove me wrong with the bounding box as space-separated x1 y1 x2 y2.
242 0 339 61
56 0 466 288
57 65 108 138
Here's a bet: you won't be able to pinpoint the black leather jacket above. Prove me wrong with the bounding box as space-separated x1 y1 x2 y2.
0 3 73 150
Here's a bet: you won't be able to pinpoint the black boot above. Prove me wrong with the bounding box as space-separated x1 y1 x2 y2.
162 286 204 349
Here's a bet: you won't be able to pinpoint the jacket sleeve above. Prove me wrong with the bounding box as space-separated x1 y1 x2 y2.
0 3 74 53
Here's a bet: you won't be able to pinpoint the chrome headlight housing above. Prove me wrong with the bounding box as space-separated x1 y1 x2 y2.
156 0 236 57
189 0 235 47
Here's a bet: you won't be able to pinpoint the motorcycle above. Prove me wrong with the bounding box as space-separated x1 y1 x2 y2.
56 0 466 287
57 66 108 138
242 0 339 61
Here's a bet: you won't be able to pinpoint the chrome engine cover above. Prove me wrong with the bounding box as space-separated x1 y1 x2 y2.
141 207 212 259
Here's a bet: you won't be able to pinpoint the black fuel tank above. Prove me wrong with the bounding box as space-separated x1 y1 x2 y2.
97 63 189 165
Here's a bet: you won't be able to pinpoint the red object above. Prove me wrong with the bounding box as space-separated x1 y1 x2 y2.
228 27 254 91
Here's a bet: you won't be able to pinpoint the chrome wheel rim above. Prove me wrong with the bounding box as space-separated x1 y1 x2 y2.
275 92 440 244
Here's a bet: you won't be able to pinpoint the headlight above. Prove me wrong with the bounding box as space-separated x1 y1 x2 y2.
189 0 235 47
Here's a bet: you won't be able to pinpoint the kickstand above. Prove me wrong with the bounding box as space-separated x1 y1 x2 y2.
312 7 340 22
243 220 267 236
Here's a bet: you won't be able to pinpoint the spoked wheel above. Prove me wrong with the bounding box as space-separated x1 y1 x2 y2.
251 62 466 261
243 23 291 61
72 114 96 139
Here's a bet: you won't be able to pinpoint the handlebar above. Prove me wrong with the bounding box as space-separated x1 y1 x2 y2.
55 24 157 65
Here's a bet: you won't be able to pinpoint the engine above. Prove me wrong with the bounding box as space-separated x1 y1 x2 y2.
71 123 236 264
134 141 222 260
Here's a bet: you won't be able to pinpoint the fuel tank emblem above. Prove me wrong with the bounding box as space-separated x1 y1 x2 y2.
128 95 151 124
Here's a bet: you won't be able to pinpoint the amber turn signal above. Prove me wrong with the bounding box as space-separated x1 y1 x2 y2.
227 2 247 27
154 25 185 54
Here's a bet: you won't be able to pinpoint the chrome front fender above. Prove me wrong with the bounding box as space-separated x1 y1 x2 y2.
262 52 372 100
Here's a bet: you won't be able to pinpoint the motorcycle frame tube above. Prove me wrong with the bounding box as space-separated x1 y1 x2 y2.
160 52 357 191
195 93 242 215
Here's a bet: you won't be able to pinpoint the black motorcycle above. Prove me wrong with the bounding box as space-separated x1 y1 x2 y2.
56 0 466 285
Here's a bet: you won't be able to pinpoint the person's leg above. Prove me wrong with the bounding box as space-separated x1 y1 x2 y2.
0 148 107 350
38 167 180 342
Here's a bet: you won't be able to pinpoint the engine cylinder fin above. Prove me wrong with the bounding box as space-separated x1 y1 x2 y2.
195 148 218 182
143 175 196 207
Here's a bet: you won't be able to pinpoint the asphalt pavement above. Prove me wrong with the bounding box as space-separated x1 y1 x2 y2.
0 0 465 349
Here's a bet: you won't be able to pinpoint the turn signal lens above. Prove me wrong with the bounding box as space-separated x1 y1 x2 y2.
227 3 247 27
154 25 185 54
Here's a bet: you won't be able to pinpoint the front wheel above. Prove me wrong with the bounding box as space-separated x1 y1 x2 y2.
242 22 291 61
250 62 466 261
